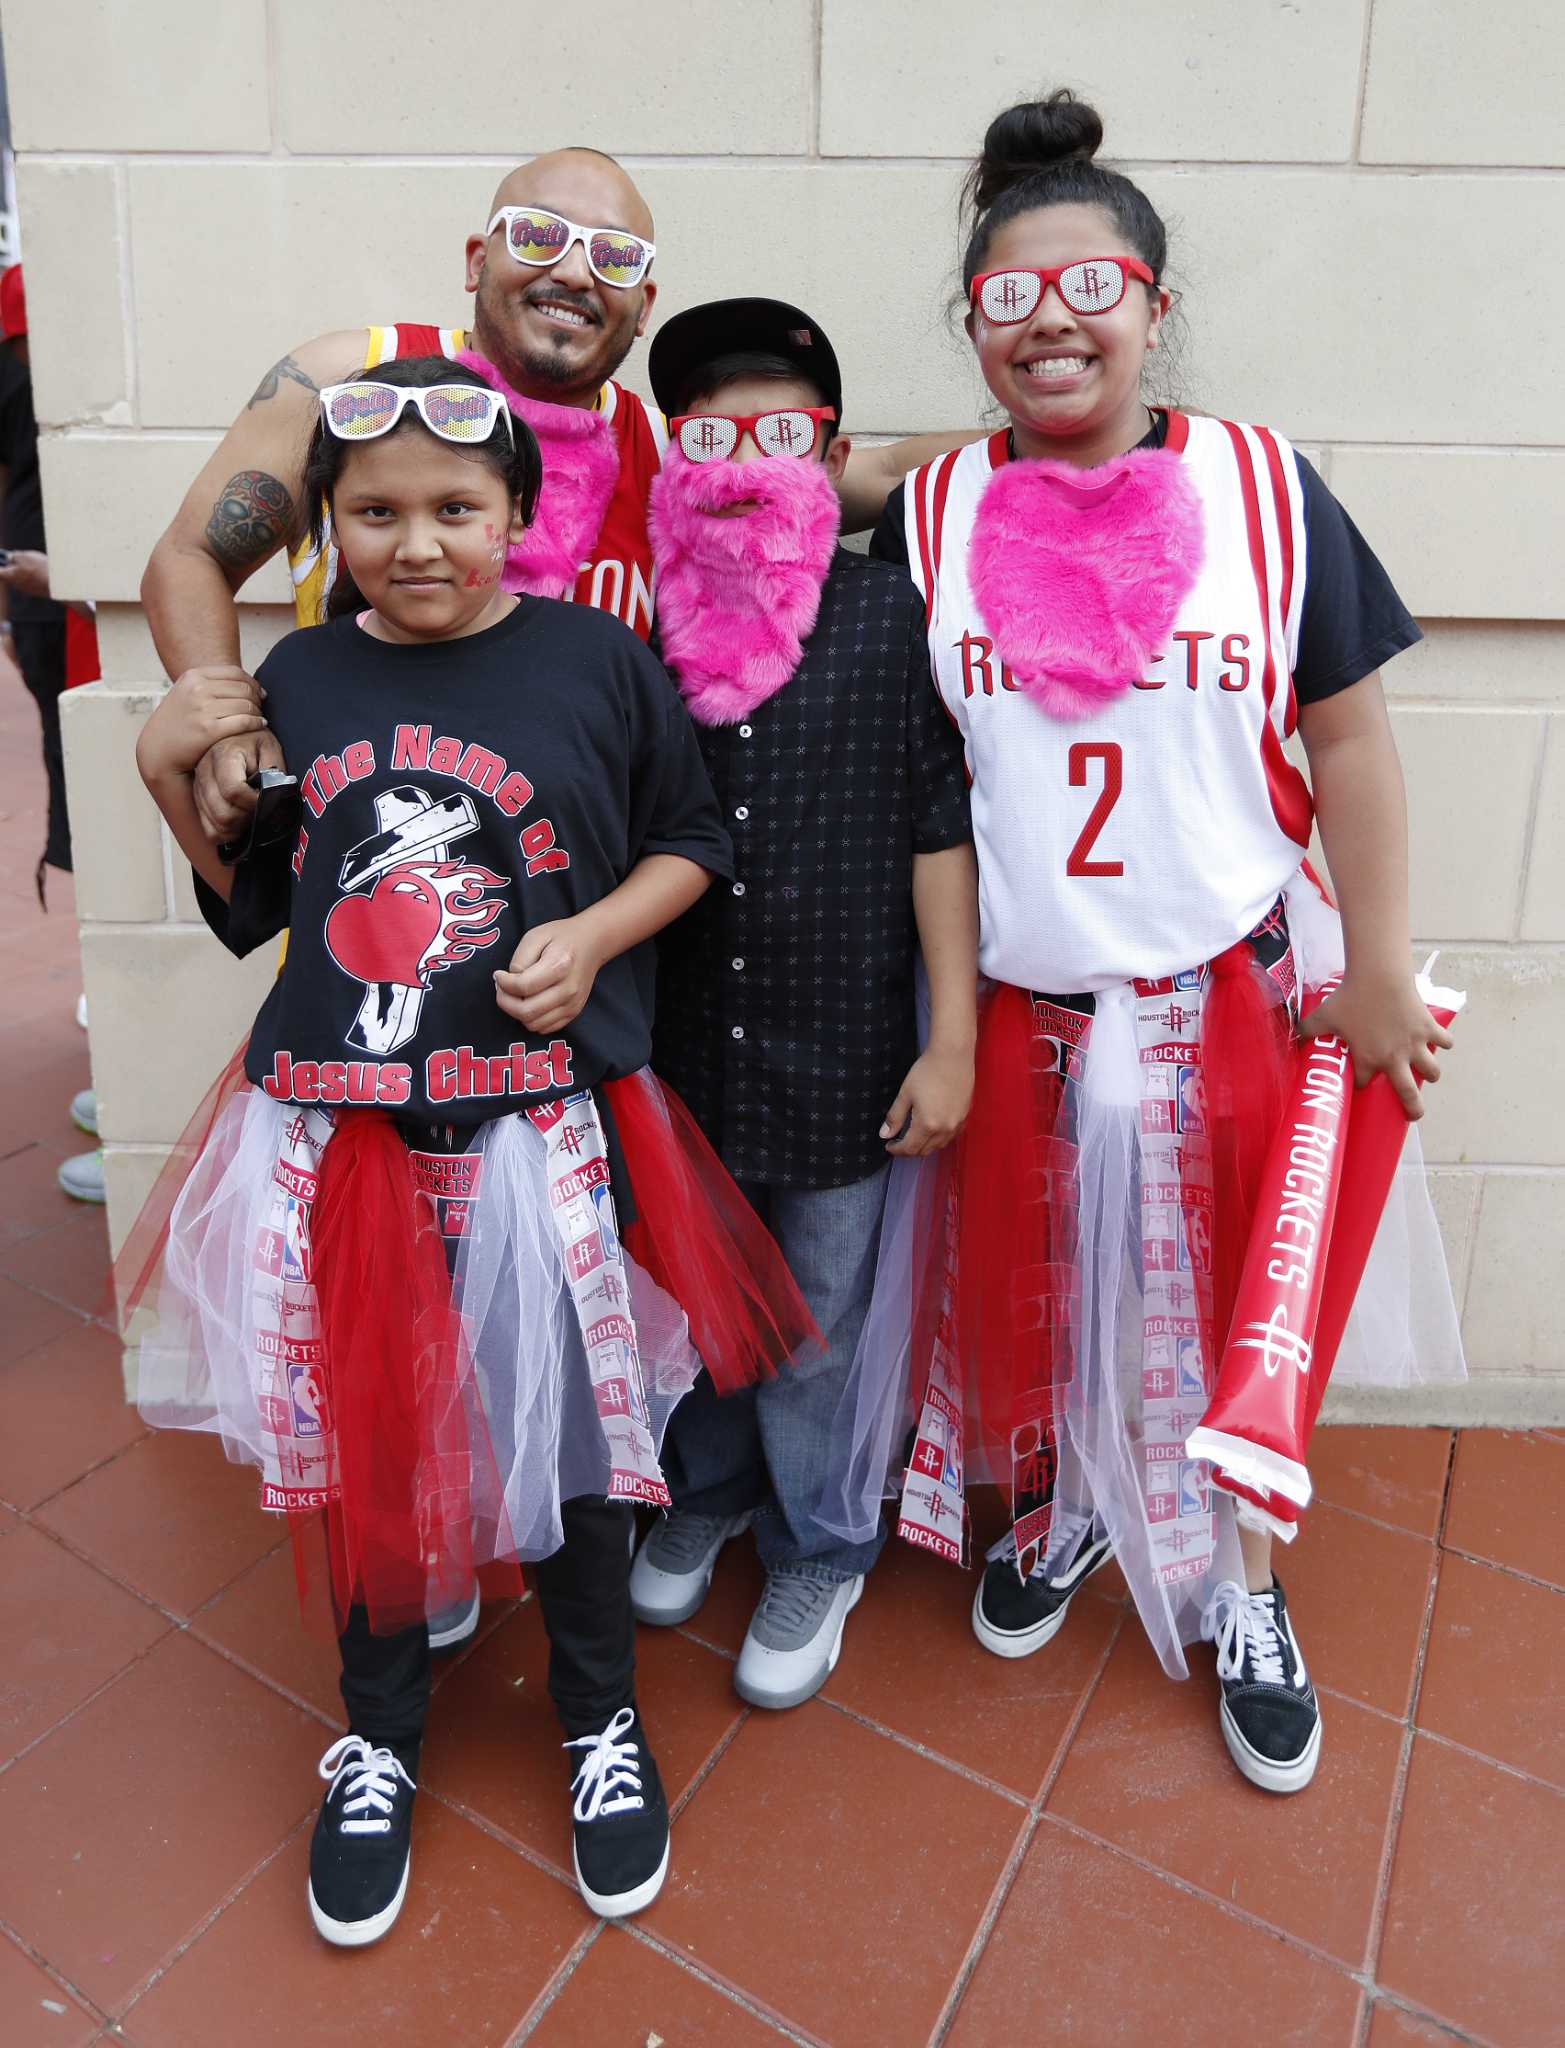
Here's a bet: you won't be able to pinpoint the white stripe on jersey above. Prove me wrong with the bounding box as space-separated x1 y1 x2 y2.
905 412 1312 993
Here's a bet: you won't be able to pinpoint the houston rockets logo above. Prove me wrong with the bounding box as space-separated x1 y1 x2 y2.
324 785 507 1054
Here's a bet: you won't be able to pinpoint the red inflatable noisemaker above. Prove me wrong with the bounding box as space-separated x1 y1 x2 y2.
1190 960 1464 1529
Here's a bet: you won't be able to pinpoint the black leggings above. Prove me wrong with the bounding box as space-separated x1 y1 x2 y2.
337 1493 636 1764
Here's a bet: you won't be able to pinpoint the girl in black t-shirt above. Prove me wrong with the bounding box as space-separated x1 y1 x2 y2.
130 358 814 1943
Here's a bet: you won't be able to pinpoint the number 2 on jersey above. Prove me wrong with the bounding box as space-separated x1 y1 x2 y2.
1065 742 1124 877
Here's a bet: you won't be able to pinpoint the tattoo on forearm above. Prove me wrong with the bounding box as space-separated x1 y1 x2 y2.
245 353 319 409
204 470 293 573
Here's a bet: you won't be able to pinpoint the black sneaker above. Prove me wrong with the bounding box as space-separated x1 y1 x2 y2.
564 1706 669 1919
307 1734 418 1946
971 1517 1114 1659
1202 1577 1322 1794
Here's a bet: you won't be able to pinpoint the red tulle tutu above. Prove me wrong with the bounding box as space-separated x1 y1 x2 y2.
609 1069 822 1387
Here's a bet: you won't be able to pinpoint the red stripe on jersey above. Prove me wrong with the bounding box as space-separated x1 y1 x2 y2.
929 447 962 583
1254 426 1300 735
1161 408 1191 455
1221 421 1312 849
913 463 937 624
985 427 1009 470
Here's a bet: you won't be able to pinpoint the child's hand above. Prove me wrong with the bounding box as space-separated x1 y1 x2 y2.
1299 971 1453 1120
494 916 605 1034
880 1044 974 1157
136 664 268 790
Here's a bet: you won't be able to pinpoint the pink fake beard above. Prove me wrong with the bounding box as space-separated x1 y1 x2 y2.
647 455 841 724
456 350 620 599
968 446 1205 719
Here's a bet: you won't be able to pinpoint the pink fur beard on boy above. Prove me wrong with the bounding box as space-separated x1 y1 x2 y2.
648 453 841 725
456 350 620 599
969 446 1205 719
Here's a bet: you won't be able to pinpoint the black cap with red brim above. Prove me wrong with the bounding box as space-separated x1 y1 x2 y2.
648 298 842 421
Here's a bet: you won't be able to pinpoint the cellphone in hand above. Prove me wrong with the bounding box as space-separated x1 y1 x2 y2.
217 768 303 867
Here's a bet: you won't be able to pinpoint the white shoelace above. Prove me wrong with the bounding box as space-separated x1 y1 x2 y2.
317 1734 414 1836
1201 1580 1291 1687
565 1707 646 1823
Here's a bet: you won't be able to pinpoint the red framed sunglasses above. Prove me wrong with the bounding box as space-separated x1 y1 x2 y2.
669 407 836 462
970 257 1155 324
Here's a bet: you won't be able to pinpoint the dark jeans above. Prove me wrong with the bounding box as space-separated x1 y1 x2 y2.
14 618 70 887
338 1493 637 1766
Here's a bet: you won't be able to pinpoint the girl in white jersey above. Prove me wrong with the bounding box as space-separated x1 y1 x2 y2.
872 92 1463 1794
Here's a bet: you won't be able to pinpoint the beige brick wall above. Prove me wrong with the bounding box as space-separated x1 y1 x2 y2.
7 1 1561 1412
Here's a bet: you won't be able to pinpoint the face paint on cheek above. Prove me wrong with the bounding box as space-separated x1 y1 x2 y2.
463 565 500 588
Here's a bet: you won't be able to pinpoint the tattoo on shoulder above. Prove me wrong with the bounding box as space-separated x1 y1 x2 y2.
246 353 319 409
205 470 294 573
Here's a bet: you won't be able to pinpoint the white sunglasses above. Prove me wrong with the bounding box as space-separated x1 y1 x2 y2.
486 206 656 289
319 381 514 445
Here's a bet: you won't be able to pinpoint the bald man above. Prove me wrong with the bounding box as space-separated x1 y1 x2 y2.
142 149 968 838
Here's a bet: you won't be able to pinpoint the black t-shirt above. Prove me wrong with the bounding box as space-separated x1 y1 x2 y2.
0 349 61 624
197 598 733 1124
869 412 1420 703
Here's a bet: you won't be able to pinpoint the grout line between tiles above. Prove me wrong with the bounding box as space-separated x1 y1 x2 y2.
815 1694 1030 1809
0 1611 181 1781
1366 1990 1496 2046
0 1911 111 2029
1039 1810 1372 1980
619 1923 828 2047
1411 1724 1565 1797
668 1703 752 1822
1438 1540 1565 1599
105 1808 317 2025
505 1921 604 2046
927 1607 1127 2046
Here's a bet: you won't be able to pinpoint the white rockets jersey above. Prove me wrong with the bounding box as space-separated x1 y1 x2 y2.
905 410 1313 993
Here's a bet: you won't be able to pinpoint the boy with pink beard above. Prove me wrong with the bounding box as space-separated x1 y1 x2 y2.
631 300 980 1704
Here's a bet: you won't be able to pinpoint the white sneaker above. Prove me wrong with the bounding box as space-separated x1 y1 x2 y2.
629 1510 750 1625
427 1582 480 1652
70 1088 98 1136
57 1150 106 1204
734 1572 864 1710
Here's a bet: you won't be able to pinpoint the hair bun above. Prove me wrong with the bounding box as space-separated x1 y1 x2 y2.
973 90 1104 211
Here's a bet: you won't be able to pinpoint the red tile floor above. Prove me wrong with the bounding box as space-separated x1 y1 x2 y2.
3 692 1564 2045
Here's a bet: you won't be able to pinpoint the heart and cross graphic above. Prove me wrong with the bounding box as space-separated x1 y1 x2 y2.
325 787 508 1055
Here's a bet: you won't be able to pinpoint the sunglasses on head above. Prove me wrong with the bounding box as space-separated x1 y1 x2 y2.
486 206 656 290
669 406 836 463
969 257 1155 325
319 381 514 446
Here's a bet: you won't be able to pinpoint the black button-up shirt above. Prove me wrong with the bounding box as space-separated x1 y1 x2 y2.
653 549 972 1189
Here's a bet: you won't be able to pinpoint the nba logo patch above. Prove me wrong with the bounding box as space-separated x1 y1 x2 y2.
1176 1337 1205 1397
287 1363 328 1437
1178 1460 1210 1518
1176 1064 1205 1135
282 1197 312 1281
590 1182 619 1262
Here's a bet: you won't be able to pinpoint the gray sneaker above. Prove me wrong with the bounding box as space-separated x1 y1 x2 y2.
58 1150 106 1205
70 1088 98 1137
629 1511 750 1626
734 1571 865 1710
427 1582 480 1653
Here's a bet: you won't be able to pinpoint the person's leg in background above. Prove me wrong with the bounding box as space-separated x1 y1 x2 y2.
734 1164 891 1708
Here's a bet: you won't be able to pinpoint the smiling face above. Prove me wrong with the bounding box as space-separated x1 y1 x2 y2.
465 150 657 406
329 428 526 644
967 201 1168 466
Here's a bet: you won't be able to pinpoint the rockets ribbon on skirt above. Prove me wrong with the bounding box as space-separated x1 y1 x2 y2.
1187 961 1465 1531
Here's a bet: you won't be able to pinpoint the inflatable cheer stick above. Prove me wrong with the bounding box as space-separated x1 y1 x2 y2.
1185 981 1351 1508
1211 958 1465 1535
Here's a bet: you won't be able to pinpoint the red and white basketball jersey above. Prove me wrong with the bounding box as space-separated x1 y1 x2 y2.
905 410 1313 992
290 326 666 641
